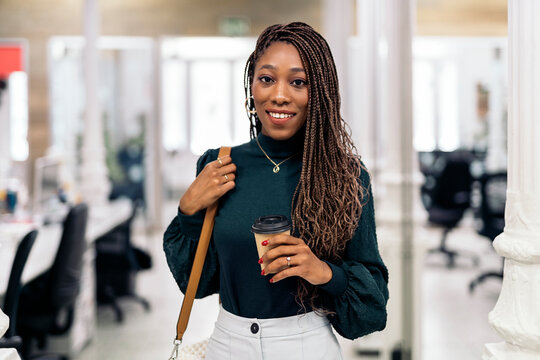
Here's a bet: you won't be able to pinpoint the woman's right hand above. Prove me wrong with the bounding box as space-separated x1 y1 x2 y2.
179 155 237 215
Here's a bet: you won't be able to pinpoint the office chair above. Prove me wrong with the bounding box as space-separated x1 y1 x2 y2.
95 200 151 322
421 151 479 268
0 230 38 353
469 172 506 293
109 143 145 206
16 203 88 360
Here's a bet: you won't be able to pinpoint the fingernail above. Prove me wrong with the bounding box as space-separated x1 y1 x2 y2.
261 240 268 246
261 269 265 275
258 258 263 264
269 278 274 283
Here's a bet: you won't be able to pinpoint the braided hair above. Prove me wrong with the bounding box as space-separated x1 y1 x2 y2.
244 22 368 313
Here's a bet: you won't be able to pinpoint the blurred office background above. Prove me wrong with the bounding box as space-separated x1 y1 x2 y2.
0 0 514 359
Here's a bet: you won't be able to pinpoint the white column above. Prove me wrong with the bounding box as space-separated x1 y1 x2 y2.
485 47 507 173
80 0 110 205
354 2 401 356
382 0 416 357
146 41 163 231
483 1 540 359
364 0 422 359
356 0 380 173
322 0 353 120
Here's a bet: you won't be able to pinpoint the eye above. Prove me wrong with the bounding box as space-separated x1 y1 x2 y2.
291 79 307 87
259 75 273 83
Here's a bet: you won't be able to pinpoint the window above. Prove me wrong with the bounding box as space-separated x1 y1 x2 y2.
161 37 255 155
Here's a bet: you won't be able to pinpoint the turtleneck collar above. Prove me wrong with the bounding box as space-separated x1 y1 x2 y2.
253 130 304 158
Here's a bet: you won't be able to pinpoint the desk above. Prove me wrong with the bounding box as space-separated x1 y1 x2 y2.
0 198 132 295
0 308 20 360
0 349 19 360
0 198 132 355
0 224 61 296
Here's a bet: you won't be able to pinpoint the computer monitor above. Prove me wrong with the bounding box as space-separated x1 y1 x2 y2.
33 156 62 215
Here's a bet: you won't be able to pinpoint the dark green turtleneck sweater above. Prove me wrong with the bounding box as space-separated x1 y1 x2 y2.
163 133 389 340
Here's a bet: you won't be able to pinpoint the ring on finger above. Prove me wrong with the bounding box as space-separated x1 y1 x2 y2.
224 174 229 181
217 157 223 166
286 256 291 267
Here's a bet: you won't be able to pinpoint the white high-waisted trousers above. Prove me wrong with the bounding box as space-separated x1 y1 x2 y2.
205 305 344 360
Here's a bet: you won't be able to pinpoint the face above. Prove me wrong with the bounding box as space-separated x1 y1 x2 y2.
251 41 308 140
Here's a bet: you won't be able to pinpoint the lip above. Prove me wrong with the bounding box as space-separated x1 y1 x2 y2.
267 108 295 114
266 110 296 125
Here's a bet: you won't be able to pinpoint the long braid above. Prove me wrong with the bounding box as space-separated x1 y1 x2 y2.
244 22 369 313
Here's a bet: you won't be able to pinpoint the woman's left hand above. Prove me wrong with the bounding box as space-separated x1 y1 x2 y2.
260 235 333 285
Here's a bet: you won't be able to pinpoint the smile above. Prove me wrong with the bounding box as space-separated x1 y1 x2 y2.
267 111 295 119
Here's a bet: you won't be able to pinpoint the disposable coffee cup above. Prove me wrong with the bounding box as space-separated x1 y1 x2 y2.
252 215 291 270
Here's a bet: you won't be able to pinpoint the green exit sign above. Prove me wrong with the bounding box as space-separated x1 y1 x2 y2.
219 17 250 36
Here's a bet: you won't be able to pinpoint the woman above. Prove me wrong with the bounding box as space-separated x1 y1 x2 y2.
164 22 388 359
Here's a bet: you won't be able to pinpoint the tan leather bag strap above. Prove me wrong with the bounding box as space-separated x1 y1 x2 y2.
175 146 231 342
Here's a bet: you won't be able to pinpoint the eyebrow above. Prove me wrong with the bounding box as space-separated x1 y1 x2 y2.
258 64 306 73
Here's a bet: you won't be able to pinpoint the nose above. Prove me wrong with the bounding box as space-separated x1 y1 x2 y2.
271 81 290 105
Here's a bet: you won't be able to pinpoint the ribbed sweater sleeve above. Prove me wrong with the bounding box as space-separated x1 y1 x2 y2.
163 148 221 298
319 166 389 340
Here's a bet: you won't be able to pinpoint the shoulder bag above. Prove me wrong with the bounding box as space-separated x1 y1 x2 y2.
168 146 231 360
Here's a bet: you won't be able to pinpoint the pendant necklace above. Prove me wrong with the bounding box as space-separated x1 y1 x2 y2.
255 136 299 173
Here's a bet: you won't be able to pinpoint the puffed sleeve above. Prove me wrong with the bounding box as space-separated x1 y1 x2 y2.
163 148 221 298
318 166 389 340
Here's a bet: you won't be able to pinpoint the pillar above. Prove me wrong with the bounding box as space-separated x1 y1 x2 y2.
146 42 163 231
322 0 354 120
355 0 380 173
357 0 422 359
485 46 507 173
80 0 110 205
380 0 417 357
483 1 540 358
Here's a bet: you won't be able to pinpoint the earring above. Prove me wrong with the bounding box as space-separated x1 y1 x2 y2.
244 96 257 115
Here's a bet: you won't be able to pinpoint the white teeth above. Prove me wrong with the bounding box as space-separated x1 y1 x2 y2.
269 112 294 119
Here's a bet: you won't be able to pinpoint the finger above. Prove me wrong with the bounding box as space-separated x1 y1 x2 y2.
217 163 237 175
206 164 235 184
269 266 298 284
264 234 303 248
213 155 232 168
263 244 303 264
219 173 236 184
263 254 298 275
218 180 235 195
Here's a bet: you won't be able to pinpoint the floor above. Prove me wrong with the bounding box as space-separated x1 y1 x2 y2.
75 205 503 360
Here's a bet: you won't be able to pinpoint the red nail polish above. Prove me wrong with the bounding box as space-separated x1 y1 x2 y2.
262 240 268 246
269 278 274 283
261 269 265 275
258 258 263 264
